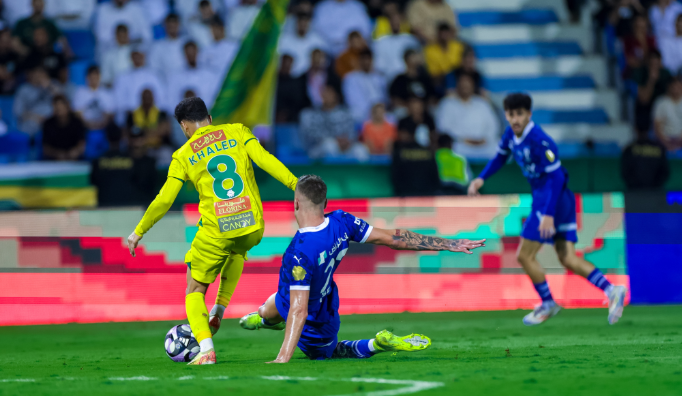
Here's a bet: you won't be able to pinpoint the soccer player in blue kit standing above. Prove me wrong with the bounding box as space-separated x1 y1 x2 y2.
468 93 627 326
240 175 486 362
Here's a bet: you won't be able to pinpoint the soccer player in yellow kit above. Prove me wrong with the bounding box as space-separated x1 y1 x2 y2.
126 97 297 365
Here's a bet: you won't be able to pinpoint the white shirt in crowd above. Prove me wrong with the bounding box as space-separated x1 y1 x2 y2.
73 85 116 126
167 67 220 110
187 18 214 49
649 1 682 38
278 30 327 77
148 36 190 81
44 0 96 30
373 34 420 83
113 67 166 124
100 44 133 86
659 35 682 74
221 0 265 16
312 0 372 55
436 95 500 159
94 1 153 50
653 95 682 138
3 1 32 26
342 70 387 123
228 4 261 41
198 38 240 79
175 0 222 23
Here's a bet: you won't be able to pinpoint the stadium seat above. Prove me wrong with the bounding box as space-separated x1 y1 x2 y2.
592 142 622 157
274 124 310 165
474 42 582 59
153 24 166 40
85 130 109 160
69 59 92 86
484 76 595 92
0 130 31 163
64 30 96 61
533 109 609 125
557 142 589 158
458 9 559 27
0 96 16 130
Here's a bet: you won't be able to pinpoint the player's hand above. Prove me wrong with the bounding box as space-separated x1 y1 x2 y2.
127 231 142 257
266 357 289 364
467 178 484 196
538 215 555 239
448 239 486 254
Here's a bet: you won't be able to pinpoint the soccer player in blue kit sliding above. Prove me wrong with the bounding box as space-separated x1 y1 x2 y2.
239 175 486 362
468 93 627 326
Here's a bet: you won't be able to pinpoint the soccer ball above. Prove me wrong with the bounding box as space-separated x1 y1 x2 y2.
165 324 200 362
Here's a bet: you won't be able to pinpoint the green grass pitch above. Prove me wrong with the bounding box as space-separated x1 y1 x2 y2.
1 306 681 396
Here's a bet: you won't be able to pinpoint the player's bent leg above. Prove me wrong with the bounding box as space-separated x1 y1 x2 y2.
239 293 286 331
516 238 546 283
555 240 627 325
517 238 562 326
209 252 245 335
186 277 216 365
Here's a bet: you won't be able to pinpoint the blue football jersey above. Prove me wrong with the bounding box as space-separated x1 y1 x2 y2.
276 210 373 335
496 121 566 190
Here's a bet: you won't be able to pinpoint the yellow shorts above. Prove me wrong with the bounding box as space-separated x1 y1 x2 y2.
184 227 264 284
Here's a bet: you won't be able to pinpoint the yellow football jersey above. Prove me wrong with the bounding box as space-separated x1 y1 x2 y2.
165 123 297 239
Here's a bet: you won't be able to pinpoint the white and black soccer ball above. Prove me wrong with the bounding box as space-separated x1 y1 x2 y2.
165 324 200 362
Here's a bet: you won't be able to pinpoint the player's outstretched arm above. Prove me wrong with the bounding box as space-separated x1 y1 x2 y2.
366 228 485 255
127 178 184 257
244 134 298 191
268 289 309 363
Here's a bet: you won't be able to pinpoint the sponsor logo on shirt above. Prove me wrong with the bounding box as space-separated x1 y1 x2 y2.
191 130 226 153
214 196 252 217
292 266 307 281
218 211 255 232
545 149 555 162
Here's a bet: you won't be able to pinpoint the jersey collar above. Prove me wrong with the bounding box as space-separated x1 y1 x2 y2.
513 121 535 145
298 217 329 233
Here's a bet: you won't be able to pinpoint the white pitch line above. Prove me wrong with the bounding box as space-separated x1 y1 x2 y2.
108 376 157 381
262 376 317 381
178 376 195 380
204 376 229 380
0 379 35 383
259 376 444 396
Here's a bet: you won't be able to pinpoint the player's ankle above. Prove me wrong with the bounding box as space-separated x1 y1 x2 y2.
370 338 384 352
210 304 226 319
604 284 614 296
199 337 214 352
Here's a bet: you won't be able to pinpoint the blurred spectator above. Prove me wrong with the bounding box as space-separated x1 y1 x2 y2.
335 31 368 78
633 49 672 131
167 41 218 110
0 28 19 94
445 46 485 96
304 49 342 108
434 133 470 194
126 89 172 165
13 65 61 136
436 73 499 159
406 0 457 43
389 49 435 113
276 54 310 123
424 24 464 88
278 11 327 77
198 16 239 78
223 0 265 16
12 0 69 55
659 14 682 75
113 49 166 125
299 85 369 160
343 49 387 123
20 26 66 80
56 65 75 101
365 0 384 19
397 96 436 148
44 0 96 30
623 15 657 76
373 13 420 83
94 0 152 50
361 103 397 155
312 0 372 55
373 1 411 40
176 0 222 23
282 0 312 35
42 94 86 161
171 89 196 147
73 65 116 131
602 0 645 38
0 1 8 32
391 125 440 196
649 0 682 39
139 0 170 26
149 14 189 81
101 24 133 86
188 0 217 48
3 1 32 28
228 0 260 41
653 77 682 151
621 127 669 191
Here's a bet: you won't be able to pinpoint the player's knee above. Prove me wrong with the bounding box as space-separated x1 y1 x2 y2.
516 250 532 266
558 254 578 270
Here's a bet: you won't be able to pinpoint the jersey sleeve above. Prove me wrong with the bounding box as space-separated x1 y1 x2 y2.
167 156 188 182
338 211 373 243
282 252 315 291
533 135 561 175
240 125 298 191
478 128 512 180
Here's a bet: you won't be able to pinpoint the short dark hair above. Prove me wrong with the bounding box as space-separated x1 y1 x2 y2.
184 41 198 50
649 48 662 60
503 93 532 112
116 24 128 33
174 97 209 123
210 15 224 27
296 175 327 205
199 0 210 7
165 13 179 22
437 133 453 149
87 65 99 75
52 94 70 106
437 23 452 33
403 48 417 63
359 48 373 58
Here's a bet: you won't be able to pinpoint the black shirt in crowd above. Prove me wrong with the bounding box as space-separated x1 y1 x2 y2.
42 113 86 151
389 72 436 102
91 148 157 206
391 140 441 197
621 136 670 191
397 113 436 137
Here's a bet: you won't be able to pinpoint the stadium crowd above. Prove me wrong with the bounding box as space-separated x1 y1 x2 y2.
0 0 678 196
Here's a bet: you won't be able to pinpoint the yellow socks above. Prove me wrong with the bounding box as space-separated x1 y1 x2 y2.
215 253 245 308
186 292 213 351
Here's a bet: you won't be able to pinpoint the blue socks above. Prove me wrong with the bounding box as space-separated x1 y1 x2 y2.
333 339 376 359
587 268 613 294
533 281 554 303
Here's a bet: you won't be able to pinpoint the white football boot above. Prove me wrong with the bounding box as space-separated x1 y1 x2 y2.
523 302 562 326
607 285 627 325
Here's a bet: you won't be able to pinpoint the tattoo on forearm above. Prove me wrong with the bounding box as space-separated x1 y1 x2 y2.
392 230 463 251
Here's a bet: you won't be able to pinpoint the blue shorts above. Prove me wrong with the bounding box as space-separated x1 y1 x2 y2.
522 188 578 244
274 293 340 360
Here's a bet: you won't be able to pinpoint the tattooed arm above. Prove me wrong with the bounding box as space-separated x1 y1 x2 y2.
365 228 486 254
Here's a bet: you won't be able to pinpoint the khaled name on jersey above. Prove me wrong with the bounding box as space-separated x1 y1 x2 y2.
214 196 252 217
188 130 238 165
218 211 255 232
